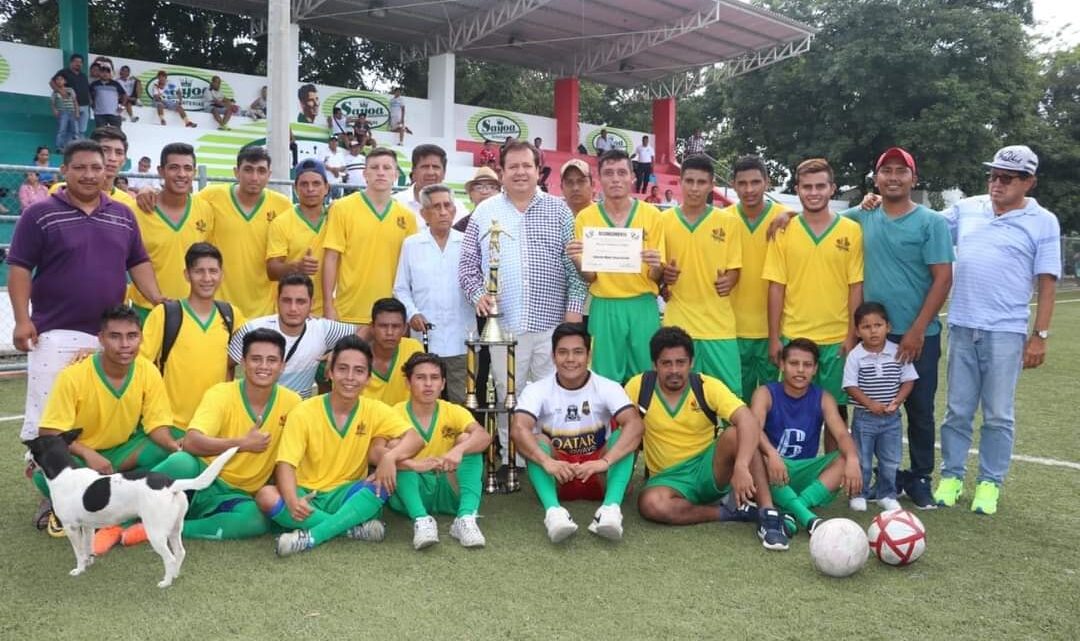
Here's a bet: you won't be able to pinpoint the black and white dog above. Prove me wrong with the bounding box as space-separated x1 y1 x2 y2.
24 429 237 588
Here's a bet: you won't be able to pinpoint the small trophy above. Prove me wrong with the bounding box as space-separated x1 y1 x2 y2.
479 219 507 343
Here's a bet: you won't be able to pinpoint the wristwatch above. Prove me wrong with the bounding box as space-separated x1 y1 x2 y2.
1034 329 1050 340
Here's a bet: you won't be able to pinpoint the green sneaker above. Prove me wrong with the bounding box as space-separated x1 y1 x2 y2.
970 481 1000 515
933 477 963 507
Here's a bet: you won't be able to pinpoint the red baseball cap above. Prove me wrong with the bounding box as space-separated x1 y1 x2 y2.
875 147 916 173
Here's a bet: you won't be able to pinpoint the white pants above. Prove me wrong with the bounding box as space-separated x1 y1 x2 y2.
21 330 99 440
489 328 554 466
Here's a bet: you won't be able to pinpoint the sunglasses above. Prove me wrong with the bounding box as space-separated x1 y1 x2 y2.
987 172 1029 185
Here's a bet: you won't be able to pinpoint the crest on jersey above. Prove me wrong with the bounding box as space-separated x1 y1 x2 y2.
711 227 726 243
267 210 278 222
279 415 287 428
689 399 701 413
195 219 208 233
835 237 851 252
354 422 367 436
397 215 406 229
565 404 580 422
441 426 459 439
581 401 591 416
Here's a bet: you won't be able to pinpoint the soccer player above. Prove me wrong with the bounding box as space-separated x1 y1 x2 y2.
660 155 745 396
763 158 863 416
122 328 303 545
568 149 663 383
723 156 789 402
266 158 330 316
140 242 244 431
322 147 418 326
263 336 425 556
374 353 491 549
629 327 789 551
362 298 424 405
510 323 644 543
751 338 862 535
49 126 139 212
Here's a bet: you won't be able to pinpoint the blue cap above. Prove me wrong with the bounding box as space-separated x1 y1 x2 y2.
295 157 328 183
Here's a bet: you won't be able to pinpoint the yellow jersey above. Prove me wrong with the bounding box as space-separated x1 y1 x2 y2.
761 214 864 344
660 206 744 340
187 380 302 493
322 192 417 323
39 354 173 451
128 195 214 310
266 205 328 316
574 200 664 298
362 337 424 406
48 182 138 213
276 394 412 491
139 300 246 428
625 372 744 474
725 202 790 339
395 399 477 459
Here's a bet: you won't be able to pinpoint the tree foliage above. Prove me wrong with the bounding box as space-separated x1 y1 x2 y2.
1031 45 1080 233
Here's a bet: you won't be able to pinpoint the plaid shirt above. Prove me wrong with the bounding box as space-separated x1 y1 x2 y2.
685 136 706 155
459 189 586 335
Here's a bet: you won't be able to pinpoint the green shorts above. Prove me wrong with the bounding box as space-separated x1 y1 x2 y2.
644 441 730 505
588 294 660 383
297 481 385 513
157 453 256 519
388 472 460 516
691 339 741 399
783 338 847 403
737 338 777 403
32 428 172 498
784 450 840 495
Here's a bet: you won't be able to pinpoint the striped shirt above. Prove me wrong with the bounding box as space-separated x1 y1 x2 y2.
842 341 918 408
459 189 587 335
228 316 356 399
943 196 1061 335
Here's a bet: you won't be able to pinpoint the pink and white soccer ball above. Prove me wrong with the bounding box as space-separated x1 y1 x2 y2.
809 518 869 577
867 509 927 566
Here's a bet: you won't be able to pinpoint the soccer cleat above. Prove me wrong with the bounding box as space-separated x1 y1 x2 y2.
970 481 1000 515
92 525 123 556
849 497 868 512
543 506 578 543
121 523 148 547
587 504 624 541
756 508 790 551
346 519 386 543
905 475 937 510
450 516 486 548
275 530 314 556
412 515 440 550
46 512 66 538
806 517 824 537
878 497 902 512
933 477 964 507
718 496 758 523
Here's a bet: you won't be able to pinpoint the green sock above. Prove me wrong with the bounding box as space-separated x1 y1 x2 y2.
151 451 203 478
309 487 383 546
602 430 633 506
393 470 429 520
526 441 561 510
456 453 484 517
798 480 836 510
32 469 50 499
183 500 270 540
771 483 816 528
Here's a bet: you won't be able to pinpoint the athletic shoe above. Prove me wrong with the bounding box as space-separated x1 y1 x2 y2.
46 512 65 538
718 496 758 523
33 499 52 530
450 516 486 548
543 506 578 543
121 523 148 547
587 504 623 541
92 525 123 556
756 508 789 551
970 481 1000 516
346 519 385 543
895 469 910 498
849 497 868 512
878 497 902 512
412 515 440 550
933 477 964 507
806 517 824 537
905 475 937 510
275 530 314 556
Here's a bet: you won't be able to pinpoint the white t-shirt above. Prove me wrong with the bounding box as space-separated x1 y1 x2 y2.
514 371 634 457
228 316 357 398
344 152 366 187
634 145 655 163
323 148 348 184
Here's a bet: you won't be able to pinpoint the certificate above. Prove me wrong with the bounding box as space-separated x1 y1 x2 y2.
581 226 643 273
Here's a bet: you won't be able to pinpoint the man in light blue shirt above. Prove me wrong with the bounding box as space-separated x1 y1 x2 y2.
394 184 473 403
934 145 1061 516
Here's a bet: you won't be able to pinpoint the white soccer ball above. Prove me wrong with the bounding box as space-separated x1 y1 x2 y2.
868 509 927 566
809 518 870 578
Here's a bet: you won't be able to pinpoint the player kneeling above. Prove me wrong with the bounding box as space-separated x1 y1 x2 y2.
373 353 491 550
510 323 644 543
630 327 789 550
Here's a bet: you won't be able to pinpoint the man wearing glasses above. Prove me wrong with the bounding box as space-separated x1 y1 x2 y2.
933 145 1060 516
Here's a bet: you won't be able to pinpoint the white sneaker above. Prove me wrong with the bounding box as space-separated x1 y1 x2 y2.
346 519 385 542
449 515 486 548
412 515 439 550
587 504 624 541
849 497 868 512
878 497 902 512
543 506 577 543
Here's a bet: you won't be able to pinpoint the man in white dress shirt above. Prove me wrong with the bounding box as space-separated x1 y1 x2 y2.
632 135 655 194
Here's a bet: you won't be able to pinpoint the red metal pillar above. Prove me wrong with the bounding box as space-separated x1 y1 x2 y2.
554 77 580 154
652 96 676 171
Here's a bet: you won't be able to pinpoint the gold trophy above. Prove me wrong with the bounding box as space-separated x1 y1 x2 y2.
479 219 507 343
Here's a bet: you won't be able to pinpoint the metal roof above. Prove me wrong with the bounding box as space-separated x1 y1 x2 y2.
175 0 815 93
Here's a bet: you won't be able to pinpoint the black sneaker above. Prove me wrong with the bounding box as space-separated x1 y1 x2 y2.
806 517 824 536
718 496 758 522
895 469 910 498
905 474 937 510
756 508 790 551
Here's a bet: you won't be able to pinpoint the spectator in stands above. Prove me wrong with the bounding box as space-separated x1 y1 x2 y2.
344 139 366 191
534 137 552 192
323 135 347 198
248 85 267 120
88 63 126 130
50 73 80 151
33 147 56 185
328 106 350 141
478 140 498 171
645 185 662 204
662 188 677 206
297 84 320 124
685 129 706 157
351 112 375 149
204 75 234 130
559 158 593 216
151 70 196 128
595 128 612 156
394 143 465 228
632 135 655 194
51 53 91 140
19 172 49 210
127 156 160 192
388 87 409 146
115 65 140 123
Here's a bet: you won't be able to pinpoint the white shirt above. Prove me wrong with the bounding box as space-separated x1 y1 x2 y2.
228 316 357 398
595 136 612 153
513 371 633 457
634 145 655 163
322 148 348 184
128 175 160 191
393 228 473 357
344 152 366 187
393 188 466 230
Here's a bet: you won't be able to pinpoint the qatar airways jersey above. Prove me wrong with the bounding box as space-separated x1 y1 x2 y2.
513 371 634 456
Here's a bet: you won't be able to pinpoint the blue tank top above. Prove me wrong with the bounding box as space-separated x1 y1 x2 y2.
763 381 824 460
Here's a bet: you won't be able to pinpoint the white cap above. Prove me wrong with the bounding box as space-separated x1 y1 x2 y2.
983 145 1038 175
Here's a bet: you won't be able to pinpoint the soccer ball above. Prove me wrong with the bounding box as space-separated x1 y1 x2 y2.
867 509 927 566
809 518 869 578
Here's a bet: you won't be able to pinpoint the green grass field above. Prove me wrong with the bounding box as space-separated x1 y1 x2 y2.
1 293 1078 641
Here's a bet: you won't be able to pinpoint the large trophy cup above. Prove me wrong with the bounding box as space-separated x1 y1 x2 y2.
464 220 520 493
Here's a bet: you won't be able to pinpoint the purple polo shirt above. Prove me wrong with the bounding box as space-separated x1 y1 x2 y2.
7 190 149 335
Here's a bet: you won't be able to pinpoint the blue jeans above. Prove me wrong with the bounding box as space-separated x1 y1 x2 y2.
77 105 91 138
55 111 79 151
852 408 902 500
889 331 940 478
940 326 1025 485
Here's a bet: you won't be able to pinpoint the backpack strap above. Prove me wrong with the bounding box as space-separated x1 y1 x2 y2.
214 301 235 336
636 370 658 415
688 372 719 433
158 300 183 372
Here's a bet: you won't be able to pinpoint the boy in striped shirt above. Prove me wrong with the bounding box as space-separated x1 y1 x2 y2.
842 302 918 512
